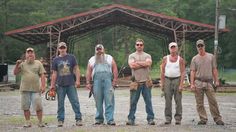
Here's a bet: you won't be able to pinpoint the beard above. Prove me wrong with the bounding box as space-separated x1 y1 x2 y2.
95 53 105 64
26 56 35 64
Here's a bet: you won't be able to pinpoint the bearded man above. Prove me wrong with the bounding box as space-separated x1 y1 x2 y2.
86 44 118 125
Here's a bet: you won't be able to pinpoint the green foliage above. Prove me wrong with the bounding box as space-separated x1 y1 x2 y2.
1 0 236 69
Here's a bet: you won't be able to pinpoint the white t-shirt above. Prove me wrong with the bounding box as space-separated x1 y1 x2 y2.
88 54 113 77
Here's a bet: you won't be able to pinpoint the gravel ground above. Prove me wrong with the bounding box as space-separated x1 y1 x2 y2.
0 87 235 132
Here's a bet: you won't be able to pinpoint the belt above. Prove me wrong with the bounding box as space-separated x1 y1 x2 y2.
165 76 180 80
137 81 146 84
195 78 213 83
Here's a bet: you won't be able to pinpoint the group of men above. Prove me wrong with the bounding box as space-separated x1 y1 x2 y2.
13 38 224 128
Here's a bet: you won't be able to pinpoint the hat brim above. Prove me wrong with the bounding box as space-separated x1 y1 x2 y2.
26 49 34 52
58 45 67 48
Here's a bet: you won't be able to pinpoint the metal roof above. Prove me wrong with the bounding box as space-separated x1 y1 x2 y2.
5 4 229 44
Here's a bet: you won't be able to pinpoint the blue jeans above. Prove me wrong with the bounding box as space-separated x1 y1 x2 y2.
128 83 154 121
56 85 82 121
93 72 115 123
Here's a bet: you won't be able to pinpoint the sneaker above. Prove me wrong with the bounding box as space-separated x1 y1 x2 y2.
23 121 31 128
216 120 224 125
197 120 207 125
107 121 116 126
58 121 64 127
175 121 181 125
148 120 155 125
38 122 45 127
164 121 171 125
94 121 104 125
76 120 83 126
126 120 135 126
23 124 31 128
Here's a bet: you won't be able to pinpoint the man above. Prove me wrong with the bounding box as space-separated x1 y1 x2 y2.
13 47 46 128
50 42 82 127
160 42 185 125
190 39 224 125
86 44 118 125
126 38 155 125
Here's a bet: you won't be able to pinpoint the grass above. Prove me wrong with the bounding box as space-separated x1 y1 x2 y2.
219 69 236 82
0 115 56 125
0 115 57 126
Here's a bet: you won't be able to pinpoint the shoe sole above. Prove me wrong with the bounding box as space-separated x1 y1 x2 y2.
126 123 135 126
94 123 104 125
23 125 31 128
107 124 116 126
148 123 155 125
197 123 206 125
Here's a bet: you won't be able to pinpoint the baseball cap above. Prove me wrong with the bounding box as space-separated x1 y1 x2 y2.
196 39 205 46
169 42 178 49
26 47 34 52
95 44 104 50
58 42 67 48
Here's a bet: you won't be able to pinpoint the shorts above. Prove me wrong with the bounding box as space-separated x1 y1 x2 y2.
21 91 43 111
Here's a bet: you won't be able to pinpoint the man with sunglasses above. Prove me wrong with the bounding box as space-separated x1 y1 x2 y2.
190 39 224 125
14 47 46 128
86 44 118 125
50 42 82 127
126 38 155 125
160 42 185 125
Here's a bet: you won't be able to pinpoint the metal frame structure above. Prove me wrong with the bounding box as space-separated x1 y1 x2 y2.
5 4 229 71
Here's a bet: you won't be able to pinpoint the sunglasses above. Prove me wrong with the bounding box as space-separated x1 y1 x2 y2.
170 46 176 49
96 48 102 51
136 44 143 47
197 44 204 48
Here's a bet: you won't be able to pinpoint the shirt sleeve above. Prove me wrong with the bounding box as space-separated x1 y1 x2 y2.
146 54 152 62
38 61 46 74
190 57 196 71
128 54 135 64
52 58 57 71
88 56 95 68
107 54 113 65
71 55 77 68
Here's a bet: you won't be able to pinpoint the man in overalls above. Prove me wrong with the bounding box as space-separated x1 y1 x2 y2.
86 44 118 125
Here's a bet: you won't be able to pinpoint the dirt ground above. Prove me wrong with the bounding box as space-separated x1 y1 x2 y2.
0 87 235 132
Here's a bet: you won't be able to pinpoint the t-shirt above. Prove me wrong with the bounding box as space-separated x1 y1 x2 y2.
190 52 216 79
19 60 46 92
88 54 113 78
52 54 77 86
128 52 152 82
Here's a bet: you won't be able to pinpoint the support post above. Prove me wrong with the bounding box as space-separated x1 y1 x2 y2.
214 0 220 65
